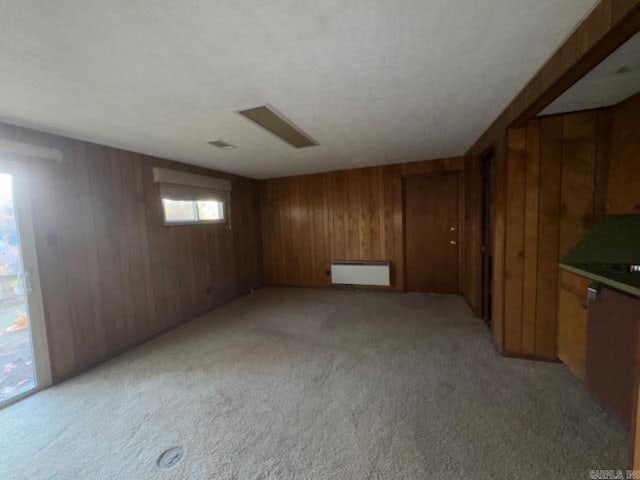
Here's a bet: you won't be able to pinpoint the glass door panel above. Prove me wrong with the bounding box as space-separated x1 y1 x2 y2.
0 165 50 407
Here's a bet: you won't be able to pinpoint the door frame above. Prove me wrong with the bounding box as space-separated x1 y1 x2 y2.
402 170 461 294
0 158 52 409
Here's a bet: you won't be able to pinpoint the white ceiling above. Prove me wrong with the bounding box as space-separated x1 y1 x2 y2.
0 0 597 179
542 31 640 116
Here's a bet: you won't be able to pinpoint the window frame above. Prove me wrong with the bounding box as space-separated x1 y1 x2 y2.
161 198 228 227
153 167 232 228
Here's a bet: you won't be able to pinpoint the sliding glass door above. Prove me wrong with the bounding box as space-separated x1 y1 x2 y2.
0 160 50 407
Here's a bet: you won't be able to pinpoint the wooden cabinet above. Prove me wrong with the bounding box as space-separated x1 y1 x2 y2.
557 270 591 380
586 287 640 428
557 269 640 429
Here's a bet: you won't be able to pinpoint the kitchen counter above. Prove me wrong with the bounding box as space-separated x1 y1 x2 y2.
559 263 640 298
559 214 640 297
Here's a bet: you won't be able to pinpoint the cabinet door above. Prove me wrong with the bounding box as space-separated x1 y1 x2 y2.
557 287 588 380
557 270 591 380
586 287 640 428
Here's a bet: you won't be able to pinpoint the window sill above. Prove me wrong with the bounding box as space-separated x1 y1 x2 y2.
163 220 228 227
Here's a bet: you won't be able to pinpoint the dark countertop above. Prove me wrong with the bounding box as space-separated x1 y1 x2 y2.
559 263 640 297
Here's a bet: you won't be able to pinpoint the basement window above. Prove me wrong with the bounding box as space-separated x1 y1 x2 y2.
153 168 231 226
162 198 225 225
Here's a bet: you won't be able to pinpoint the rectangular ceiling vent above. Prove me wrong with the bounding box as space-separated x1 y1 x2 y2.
208 140 237 150
237 105 317 148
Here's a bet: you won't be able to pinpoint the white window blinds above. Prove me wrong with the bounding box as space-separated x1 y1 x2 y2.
153 167 231 200
158 183 228 203
0 139 63 163
153 168 232 226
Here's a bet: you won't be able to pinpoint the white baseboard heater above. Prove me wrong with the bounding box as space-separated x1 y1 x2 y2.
331 260 391 287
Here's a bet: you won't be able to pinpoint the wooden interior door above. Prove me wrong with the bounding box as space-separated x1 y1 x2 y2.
404 172 459 293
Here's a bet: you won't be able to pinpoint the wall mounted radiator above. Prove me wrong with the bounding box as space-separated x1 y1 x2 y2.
331 261 391 287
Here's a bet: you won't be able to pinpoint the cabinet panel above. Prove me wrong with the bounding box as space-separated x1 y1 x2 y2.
559 270 592 296
557 280 588 380
586 287 640 428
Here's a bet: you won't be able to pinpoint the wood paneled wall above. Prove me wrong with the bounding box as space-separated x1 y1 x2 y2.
605 93 640 214
467 0 640 351
0 122 262 382
499 93 640 359
261 165 401 289
463 156 483 316
502 110 611 358
260 157 483 315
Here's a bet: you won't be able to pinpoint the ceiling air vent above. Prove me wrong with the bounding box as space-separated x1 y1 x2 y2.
237 105 317 148
208 140 237 150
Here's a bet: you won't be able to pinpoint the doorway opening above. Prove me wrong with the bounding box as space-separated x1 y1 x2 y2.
0 161 50 408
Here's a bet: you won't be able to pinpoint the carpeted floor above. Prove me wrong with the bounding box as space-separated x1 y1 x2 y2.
0 287 628 479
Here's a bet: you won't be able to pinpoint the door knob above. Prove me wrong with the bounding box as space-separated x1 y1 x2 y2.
450 240 457 245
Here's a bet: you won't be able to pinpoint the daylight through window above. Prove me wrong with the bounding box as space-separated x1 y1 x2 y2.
153 168 231 226
161 198 225 224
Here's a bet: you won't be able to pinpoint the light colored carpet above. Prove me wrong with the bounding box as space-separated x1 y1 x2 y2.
0 287 628 479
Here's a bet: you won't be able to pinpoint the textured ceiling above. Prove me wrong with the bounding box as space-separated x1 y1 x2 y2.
542 31 640 116
0 0 597 179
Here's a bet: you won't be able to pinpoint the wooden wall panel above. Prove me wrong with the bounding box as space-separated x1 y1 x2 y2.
606 93 640 214
0 121 262 382
496 95 640 359
522 120 541 354
504 129 527 353
463 157 483 316
559 112 598 258
535 116 564 358
262 166 399 289
594 111 614 219
260 157 482 306
465 0 640 355
491 135 508 350
498 106 624 359
613 0 639 23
